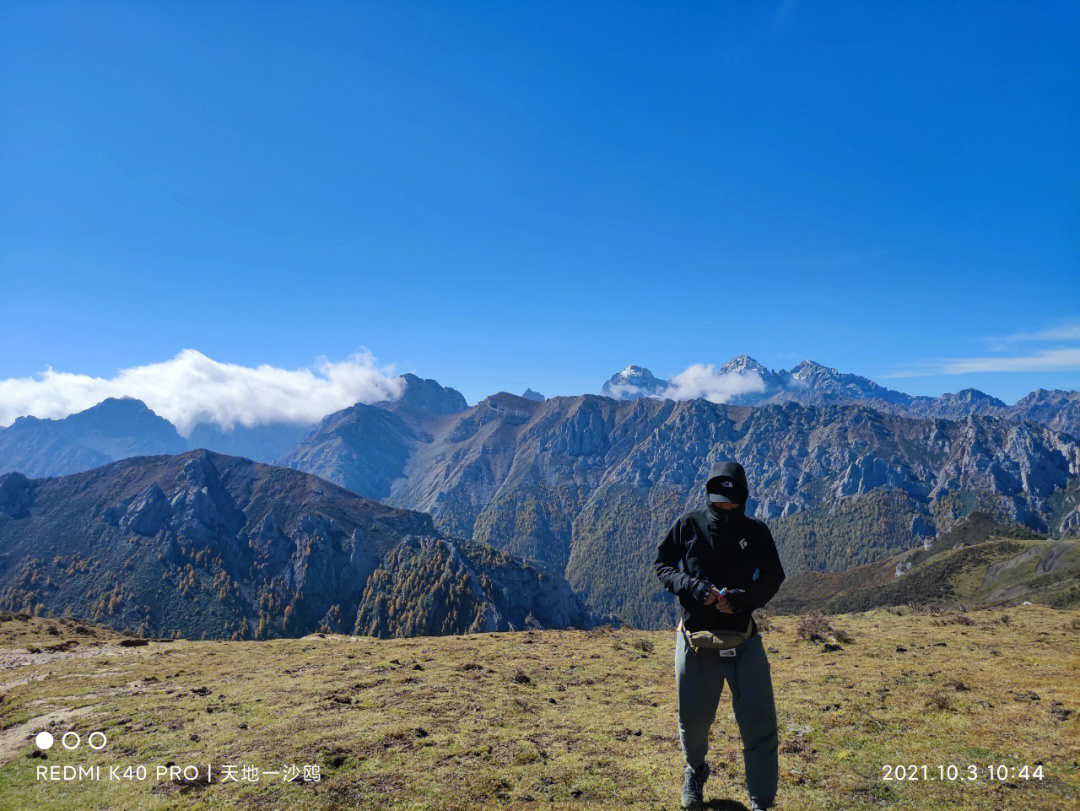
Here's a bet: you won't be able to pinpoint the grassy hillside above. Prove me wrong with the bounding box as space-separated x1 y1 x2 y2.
773 514 1078 615
1 606 1077 810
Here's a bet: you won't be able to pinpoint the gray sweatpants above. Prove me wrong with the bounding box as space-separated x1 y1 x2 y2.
674 626 779 808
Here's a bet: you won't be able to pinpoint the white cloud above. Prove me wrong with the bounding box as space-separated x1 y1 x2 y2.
1001 324 1080 343
942 348 1080 374
983 322 1080 350
887 347 1080 377
603 382 651 400
663 364 766 403
0 349 406 435
880 368 929 379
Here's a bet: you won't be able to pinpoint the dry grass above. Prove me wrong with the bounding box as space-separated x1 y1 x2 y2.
794 612 854 646
0 606 1077 810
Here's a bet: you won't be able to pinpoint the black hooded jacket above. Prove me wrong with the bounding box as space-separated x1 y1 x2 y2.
654 462 786 633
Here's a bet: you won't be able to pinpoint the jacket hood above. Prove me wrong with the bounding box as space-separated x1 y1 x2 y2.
706 461 749 509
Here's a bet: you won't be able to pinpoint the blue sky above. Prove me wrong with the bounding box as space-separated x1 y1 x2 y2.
2 0 1078 413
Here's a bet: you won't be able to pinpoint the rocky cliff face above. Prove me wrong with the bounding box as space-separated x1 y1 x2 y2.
1008 390 1080 437
355 535 594 637
395 373 469 414
902 388 1009 421
0 450 596 639
283 393 1080 628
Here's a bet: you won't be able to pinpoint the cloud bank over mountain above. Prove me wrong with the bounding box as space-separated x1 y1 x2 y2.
0 349 405 435
663 363 768 403
600 361 769 404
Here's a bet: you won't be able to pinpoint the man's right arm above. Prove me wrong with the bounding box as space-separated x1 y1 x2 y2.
654 517 715 603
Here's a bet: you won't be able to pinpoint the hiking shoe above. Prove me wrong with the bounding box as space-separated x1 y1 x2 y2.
748 801 769 811
681 762 709 809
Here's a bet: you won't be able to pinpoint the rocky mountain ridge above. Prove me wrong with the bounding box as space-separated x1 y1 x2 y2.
4 361 1077 480
0 450 596 638
281 385 1080 627
603 356 1080 436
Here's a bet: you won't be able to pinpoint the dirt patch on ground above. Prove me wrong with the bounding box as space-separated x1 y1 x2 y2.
0 705 95 766
0 642 148 672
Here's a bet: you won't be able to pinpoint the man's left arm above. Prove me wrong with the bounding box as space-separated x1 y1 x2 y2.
726 524 785 612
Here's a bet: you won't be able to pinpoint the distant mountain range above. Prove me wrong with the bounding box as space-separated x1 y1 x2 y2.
602 356 1080 436
279 381 1080 627
0 397 185 478
0 373 468 477
0 450 596 639
4 358 1077 482
3 359 1079 630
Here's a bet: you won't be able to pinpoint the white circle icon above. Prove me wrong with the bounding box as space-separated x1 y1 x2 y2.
61 732 80 750
88 731 107 750
35 731 54 750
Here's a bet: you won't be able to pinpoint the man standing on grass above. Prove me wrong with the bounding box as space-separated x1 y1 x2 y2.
655 461 786 811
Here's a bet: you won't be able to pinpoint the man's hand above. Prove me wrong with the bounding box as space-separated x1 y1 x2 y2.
704 587 734 613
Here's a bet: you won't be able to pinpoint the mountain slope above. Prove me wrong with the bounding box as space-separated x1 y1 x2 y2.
52 397 188 459
773 359 913 406
393 372 469 414
0 417 111 478
0 451 595 639
3 363 1078 481
355 535 593 637
0 398 185 478
770 512 1079 613
283 393 1080 628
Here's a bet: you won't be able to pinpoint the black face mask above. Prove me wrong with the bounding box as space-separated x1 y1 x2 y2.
708 502 744 523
